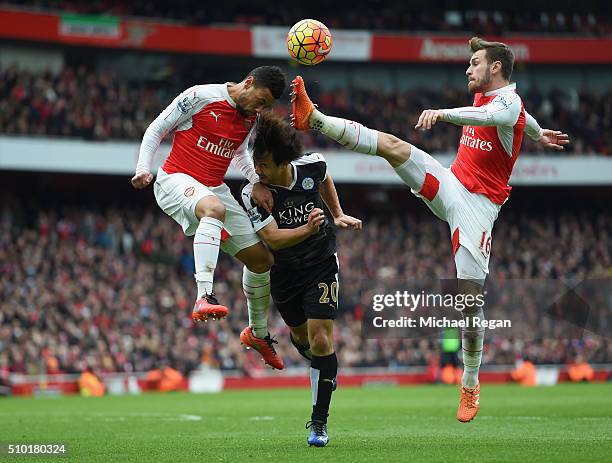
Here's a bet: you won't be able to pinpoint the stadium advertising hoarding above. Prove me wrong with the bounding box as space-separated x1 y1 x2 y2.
1 9 612 63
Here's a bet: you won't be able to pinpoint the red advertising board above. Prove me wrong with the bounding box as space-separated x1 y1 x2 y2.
0 9 251 55
371 35 612 63
1 9 611 63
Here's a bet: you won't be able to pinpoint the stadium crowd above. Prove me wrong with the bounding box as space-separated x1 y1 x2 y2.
5 1 610 36
0 196 609 377
1 65 611 155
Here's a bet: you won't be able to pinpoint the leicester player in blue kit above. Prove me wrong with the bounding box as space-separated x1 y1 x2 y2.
240 112 361 447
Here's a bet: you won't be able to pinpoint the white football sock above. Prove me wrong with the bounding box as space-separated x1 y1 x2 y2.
242 267 270 339
309 109 378 155
193 217 223 298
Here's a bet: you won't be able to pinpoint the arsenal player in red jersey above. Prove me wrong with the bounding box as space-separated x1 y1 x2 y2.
290 38 569 421
131 66 287 369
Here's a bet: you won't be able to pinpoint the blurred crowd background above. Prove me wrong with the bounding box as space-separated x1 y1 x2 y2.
7 1 611 35
1 65 611 155
0 1 610 380
1 187 609 376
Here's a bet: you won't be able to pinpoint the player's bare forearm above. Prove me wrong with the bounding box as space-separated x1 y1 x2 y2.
258 209 325 250
259 225 315 250
320 174 343 218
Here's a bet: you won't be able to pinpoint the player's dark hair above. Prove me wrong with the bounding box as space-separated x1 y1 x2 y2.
253 111 303 165
469 37 514 81
248 66 287 99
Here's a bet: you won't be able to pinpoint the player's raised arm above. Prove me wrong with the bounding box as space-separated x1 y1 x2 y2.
524 110 570 151
320 173 362 230
131 87 199 189
415 92 522 130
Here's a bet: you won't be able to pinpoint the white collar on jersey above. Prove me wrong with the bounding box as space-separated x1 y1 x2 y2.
223 82 237 108
484 82 517 97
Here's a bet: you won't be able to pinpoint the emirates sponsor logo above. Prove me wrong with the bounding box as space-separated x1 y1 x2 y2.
460 126 493 152
196 136 237 158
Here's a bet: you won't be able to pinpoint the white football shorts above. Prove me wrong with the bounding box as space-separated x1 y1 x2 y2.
394 146 501 280
153 168 260 256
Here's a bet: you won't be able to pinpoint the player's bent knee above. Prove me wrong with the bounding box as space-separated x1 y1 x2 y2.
195 196 226 221
309 330 334 356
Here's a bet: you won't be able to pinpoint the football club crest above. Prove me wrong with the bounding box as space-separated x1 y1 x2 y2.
302 177 314 190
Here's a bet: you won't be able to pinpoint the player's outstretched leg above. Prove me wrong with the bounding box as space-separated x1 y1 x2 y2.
191 196 230 322
306 319 337 447
290 76 414 170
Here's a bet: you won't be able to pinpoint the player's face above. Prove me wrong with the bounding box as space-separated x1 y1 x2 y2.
235 80 276 117
466 50 493 94
254 152 283 185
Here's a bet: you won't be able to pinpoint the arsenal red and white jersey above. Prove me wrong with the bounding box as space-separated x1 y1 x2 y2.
136 83 258 187
442 83 526 205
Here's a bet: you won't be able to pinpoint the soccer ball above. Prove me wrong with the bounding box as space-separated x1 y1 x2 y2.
287 19 332 66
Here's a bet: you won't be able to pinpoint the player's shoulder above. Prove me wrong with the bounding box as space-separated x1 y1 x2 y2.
293 152 327 183
190 83 229 101
293 152 326 166
175 84 227 114
492 84 522 107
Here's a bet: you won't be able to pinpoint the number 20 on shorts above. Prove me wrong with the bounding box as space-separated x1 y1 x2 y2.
318 282 338 304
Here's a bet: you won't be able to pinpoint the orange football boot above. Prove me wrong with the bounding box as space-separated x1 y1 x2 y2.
457 383 480 423
192 293 229 322
240 326 285 370
290 76 316 131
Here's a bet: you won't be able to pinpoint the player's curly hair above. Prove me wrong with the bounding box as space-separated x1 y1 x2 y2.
253 111 303 165
469 37 514 80
247 66 287 99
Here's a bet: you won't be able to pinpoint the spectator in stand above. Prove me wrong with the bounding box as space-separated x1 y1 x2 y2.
1 65 611 155
5 1 610 35
0 195 609 376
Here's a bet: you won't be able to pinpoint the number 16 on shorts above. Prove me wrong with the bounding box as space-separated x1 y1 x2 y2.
479 231 492 258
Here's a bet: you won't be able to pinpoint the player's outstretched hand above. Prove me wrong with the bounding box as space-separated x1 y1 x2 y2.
334 214 362 230
415 109 443 130
307 208 325 234
131 171 153 189
538 129 570 151
252 182 274 213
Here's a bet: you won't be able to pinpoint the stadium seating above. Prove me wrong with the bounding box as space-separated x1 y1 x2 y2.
5 1 610 35
1 65 610 155
1 199 609 375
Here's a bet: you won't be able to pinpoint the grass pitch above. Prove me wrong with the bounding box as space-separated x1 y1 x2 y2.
2 384 611 462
